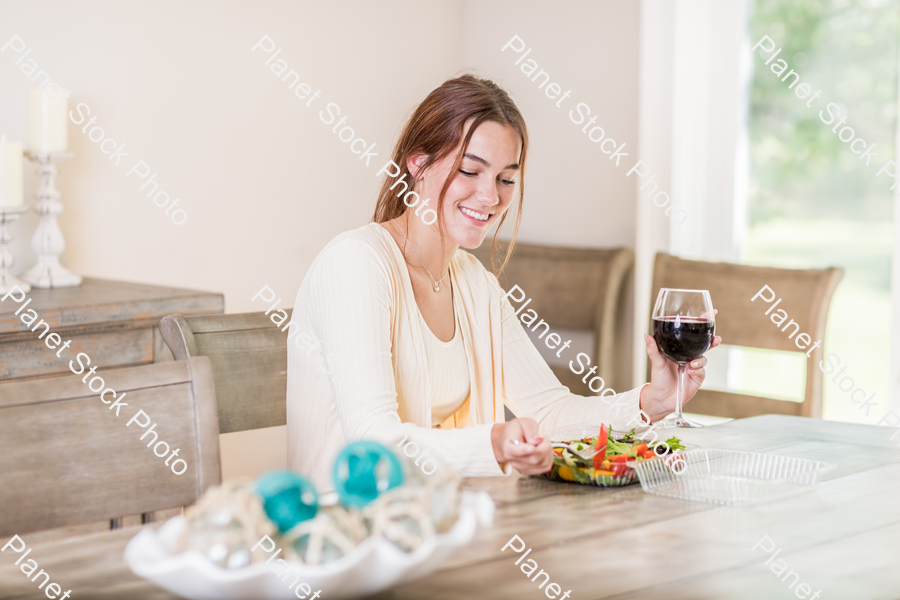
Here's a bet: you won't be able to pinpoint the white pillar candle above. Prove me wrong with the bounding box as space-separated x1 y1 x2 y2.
28 88 68 153
0 135 24 208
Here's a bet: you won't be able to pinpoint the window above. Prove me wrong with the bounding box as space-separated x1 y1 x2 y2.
736 0 899 422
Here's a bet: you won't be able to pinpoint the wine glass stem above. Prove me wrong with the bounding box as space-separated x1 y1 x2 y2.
674 362 687 420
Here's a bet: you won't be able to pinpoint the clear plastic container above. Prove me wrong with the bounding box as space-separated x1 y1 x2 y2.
631 449 835 506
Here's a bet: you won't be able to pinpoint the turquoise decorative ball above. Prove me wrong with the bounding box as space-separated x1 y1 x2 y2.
255 470 319 533
333 441 404 508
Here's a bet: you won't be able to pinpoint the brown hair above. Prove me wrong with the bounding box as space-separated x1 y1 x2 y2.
372 74 528 276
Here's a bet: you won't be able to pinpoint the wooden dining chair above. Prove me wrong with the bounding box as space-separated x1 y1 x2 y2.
159 312 288 433
0 357 220 538
470 240 634 395
649 252 843 419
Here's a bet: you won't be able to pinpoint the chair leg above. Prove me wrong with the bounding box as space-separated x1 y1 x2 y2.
141 512 156 524
109 517 123 530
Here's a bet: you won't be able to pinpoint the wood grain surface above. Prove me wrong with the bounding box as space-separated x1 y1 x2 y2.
0 278 224 382
0 278 224 333
159 312 290 433
469 242 634 395
0 358 222 539
1 415 897 600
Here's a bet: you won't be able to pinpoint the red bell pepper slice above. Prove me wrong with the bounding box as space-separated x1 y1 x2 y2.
592 424 608 469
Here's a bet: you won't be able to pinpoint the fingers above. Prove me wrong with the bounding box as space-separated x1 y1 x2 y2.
507 418 527 442
689 356 707 369
517 418 544 446
643 334 667 368
688 354 707 379
495 419 554 474
503 420 537 458
508 452 553 474
710 335 722 349
504 420 554 474
687 366 705 383
532 436 552 465
510 450 554 475
504 437 543 460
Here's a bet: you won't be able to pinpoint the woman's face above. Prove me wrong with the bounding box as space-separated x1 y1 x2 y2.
410 120 521 249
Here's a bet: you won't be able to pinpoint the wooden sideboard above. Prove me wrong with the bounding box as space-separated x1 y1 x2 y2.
0 278 224 382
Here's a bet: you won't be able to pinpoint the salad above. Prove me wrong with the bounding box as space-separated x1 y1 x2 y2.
541 424 686 487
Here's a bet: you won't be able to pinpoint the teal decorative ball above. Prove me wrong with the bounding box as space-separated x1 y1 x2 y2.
333 441 404 508
255 470 319 533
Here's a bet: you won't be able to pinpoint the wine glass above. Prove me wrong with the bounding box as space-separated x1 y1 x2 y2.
651 288 715 428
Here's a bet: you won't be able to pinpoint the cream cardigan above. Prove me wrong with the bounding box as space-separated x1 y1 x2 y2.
286 223 644 491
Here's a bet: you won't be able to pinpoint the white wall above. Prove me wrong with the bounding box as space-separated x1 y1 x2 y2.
1 0 465 312
464 0 640 249
464 0 641 386
0 0 641 481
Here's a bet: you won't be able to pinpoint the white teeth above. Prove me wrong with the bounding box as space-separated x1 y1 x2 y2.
461 207 489 221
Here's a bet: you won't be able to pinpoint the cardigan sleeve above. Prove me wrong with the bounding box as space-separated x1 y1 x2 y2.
305 237 506 478
497 286 647 435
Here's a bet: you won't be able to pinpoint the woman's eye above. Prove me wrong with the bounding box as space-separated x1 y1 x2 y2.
459 168 514 185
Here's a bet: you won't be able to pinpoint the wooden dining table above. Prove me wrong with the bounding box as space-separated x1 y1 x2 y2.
2 414 899 600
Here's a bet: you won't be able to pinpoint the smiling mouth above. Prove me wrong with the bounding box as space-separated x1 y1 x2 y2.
460 206 490 223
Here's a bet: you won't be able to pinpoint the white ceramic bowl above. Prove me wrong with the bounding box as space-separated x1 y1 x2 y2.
124 491 495 600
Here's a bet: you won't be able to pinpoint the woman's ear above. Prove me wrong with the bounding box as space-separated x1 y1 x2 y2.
406 153 427 182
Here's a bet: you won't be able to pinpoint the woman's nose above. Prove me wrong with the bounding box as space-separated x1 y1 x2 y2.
475 177 500 207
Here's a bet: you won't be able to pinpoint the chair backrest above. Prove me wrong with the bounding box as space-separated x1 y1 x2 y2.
470 241 634 394
0 357 220 537
160 312 288 433
650 252 843 419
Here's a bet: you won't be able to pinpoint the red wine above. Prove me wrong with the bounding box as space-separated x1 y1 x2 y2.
652 316 714 363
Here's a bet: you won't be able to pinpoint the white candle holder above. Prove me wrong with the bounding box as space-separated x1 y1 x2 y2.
22 151 81 288
0 206 31 294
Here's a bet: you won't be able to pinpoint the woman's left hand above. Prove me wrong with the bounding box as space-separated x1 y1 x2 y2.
640 329 722 423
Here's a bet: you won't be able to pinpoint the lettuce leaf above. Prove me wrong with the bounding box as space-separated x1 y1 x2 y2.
572 467 595 484
663 436 686 452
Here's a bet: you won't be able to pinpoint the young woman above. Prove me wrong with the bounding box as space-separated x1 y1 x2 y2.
286 74 720 491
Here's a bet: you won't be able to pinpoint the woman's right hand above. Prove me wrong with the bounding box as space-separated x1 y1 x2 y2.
491 418 554 475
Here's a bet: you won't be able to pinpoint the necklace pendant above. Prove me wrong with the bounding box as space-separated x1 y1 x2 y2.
433 282 440 292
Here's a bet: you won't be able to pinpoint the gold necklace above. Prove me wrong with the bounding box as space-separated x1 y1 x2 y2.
391 222 448 292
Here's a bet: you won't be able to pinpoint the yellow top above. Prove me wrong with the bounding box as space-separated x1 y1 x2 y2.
416 296 471 427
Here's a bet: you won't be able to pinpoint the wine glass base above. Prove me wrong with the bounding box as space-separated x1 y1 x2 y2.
655 415 704 429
